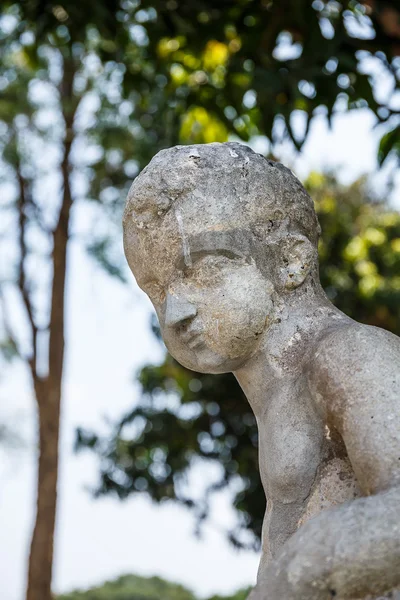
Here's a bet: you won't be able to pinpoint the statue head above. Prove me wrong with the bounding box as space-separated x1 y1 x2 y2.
123 142 321 374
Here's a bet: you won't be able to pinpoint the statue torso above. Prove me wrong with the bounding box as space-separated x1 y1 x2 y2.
257 376 360 557
256 373 399 600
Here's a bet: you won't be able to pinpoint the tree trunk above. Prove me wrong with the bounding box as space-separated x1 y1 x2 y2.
26 205 71 600
26 379 61 600
25 56 75 599
26 210 70 600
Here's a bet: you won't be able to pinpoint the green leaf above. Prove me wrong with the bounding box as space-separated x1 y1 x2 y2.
378 125 400 165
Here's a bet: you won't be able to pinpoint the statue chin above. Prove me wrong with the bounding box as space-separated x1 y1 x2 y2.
168 343 247 375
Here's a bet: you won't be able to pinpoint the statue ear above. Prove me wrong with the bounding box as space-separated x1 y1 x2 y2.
278 235 315 291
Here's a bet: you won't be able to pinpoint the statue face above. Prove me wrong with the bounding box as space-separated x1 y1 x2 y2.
124 144 320 373
132 227 274 374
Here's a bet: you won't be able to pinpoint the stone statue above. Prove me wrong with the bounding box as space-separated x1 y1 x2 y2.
123 142 400 600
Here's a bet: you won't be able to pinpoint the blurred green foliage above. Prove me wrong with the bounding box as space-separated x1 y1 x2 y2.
3 1 400 158
57 574 195 600
207 590 249 600
138 0 400 153
1 0 400 593
57 574 250 600
77 173 400 549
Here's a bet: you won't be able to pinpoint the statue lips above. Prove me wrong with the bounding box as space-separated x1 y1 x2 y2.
180 324 205 350
187 336 206 351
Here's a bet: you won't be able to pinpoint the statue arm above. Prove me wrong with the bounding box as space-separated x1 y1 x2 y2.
250 485 400 600
250 325 400 600
310 324 400 495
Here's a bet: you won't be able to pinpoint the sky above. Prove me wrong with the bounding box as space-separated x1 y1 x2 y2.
0 107 399 600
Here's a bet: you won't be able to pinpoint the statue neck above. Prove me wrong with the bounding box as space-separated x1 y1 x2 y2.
234 283 350 419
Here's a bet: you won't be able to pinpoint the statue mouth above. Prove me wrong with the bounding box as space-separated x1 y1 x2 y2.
179 325 205 350
187 335 205 350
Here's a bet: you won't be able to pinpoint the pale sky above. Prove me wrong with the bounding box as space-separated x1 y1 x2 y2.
0 107 399 600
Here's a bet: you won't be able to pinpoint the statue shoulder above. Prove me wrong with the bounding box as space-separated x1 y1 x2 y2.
308 322 400 414
314 321 400 366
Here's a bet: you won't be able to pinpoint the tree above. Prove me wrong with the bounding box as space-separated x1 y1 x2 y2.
57 573 196 600
77 173 400 549
0 5 183 600
207 590 250 600
10 1 400 157
56 573 250 600
131 0 400 158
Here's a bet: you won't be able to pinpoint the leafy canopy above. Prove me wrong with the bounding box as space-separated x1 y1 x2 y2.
57 573 250 600
5 1 400 158
141 0 400 153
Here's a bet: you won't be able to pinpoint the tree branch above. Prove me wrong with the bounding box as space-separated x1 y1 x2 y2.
15 151 38 380
48 56 78 386
0 287 22 360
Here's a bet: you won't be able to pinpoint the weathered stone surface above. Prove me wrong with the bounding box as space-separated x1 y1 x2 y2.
123 142 400 600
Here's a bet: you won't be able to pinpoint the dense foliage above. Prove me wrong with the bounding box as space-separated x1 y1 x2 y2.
138 0 400 156
57 574 195 600
5 1 400 157
77 173 400 549
57 574 250 600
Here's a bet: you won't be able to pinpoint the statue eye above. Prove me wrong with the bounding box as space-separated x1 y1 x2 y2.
191 251 243 267
206 254 244 271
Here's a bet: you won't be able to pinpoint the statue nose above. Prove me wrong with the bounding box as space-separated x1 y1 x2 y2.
165 293 197 327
